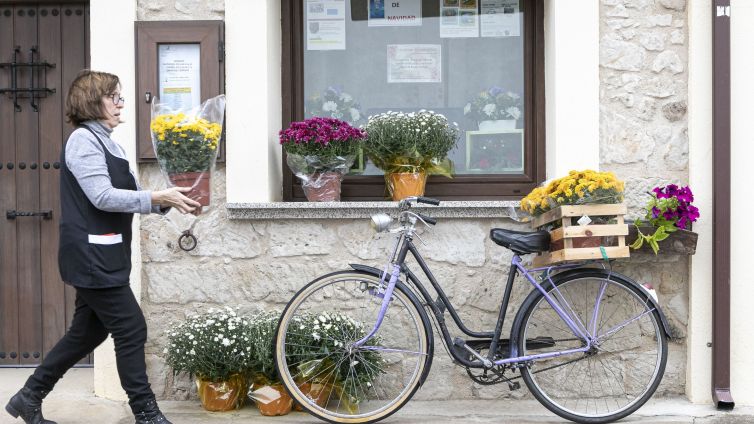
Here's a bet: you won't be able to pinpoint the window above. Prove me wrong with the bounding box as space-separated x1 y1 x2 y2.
135 21 225 161
282 0 544 200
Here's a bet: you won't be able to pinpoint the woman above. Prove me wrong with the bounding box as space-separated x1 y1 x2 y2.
5 70 199 424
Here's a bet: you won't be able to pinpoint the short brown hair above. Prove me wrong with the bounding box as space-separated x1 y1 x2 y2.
65 70 120 126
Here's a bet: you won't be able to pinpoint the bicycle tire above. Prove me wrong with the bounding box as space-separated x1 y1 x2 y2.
274 270 433 424
516 269 668 424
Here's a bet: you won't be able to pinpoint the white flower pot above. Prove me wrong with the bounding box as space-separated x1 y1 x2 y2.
478 119 516 131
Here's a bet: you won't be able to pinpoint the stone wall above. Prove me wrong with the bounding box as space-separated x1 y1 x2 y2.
137 0 689 402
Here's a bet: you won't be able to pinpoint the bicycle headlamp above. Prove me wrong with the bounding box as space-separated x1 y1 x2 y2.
370 213 393 233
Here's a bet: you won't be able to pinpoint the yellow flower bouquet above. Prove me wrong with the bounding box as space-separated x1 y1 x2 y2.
521 170 625 216
150 95 226 206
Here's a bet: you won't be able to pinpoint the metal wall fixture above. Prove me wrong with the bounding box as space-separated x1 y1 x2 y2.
0 45 56 112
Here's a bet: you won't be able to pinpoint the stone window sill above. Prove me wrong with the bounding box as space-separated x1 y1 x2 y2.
226 201 523 220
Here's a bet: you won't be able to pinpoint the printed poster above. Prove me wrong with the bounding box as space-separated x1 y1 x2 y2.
481 0 520 37
307 0 346 50
440 0 479 38
369 0 422 27
158 44 201 111
387 44 442 83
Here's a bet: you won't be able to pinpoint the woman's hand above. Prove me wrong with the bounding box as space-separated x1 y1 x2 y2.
151 187 202 215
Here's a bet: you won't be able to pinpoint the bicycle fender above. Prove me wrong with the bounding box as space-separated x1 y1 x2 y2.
348 263 435 385
510 268 673 349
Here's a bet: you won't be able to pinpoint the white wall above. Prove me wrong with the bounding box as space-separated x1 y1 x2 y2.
544 0 600 177
686 0 713 404
90 0 136 402
729 0 754 406
225 0 282 202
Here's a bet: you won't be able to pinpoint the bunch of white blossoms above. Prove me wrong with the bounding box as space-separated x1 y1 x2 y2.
165 306 254 382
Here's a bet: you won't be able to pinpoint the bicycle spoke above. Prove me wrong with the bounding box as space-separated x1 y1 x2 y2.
520 275 666 422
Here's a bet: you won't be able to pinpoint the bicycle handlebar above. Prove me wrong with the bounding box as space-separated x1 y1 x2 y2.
416 212 437 226
417 197 440 206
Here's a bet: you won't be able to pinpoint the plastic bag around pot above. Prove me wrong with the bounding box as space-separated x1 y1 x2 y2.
195 373 248 412
150 94 226 208
286 153 356 202
248 378 293 416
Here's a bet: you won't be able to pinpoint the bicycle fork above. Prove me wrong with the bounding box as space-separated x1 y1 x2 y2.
351 263 401 348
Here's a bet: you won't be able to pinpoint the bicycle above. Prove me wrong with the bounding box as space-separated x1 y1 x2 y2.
274 196 669 424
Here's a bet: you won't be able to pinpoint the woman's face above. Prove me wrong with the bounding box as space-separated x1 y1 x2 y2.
101 88 124 129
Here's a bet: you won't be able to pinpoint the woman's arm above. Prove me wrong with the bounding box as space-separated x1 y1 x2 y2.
66 129 200 214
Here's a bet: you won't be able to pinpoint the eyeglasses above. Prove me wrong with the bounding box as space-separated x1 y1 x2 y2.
108 93 125 105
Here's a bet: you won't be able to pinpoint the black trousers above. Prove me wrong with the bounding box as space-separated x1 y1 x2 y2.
25 285 154 412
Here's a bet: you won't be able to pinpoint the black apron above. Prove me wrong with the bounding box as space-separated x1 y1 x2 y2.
58 126 136 288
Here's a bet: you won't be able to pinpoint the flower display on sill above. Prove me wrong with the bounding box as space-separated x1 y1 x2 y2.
305 86 363 124
279 117 365 161
463 86 522 123
631 184 700 254
521 170 625 216
164 307 254 382
363 110 459 177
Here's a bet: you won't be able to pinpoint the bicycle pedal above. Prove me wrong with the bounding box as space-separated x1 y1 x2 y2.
507 381 521 391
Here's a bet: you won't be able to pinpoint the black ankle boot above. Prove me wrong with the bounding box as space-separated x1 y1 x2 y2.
134 399 172 424
4 387 56 424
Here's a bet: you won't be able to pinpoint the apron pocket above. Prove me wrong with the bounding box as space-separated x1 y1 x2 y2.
88 234 127 272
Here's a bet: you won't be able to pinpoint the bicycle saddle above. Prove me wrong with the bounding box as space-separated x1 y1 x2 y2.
490 228 550 255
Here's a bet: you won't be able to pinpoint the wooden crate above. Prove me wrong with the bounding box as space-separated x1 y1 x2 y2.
531 204 630 267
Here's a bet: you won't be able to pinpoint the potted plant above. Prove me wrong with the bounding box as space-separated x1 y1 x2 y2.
284 312 386 413
279 117 366 202
630 184 700 254
164 307 252 412
463 86 522 131
246 311 294 416
521 170 627 263
363 110 459 200
305 86 363 124
150 95 225 206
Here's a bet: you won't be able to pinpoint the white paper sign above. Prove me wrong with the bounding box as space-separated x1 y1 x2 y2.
387 44 442 83
158 44 201 111
369 0 422 27
440 0 479 38
481 0 520 37
307 0 347 50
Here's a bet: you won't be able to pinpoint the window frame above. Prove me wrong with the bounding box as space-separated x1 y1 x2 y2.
281 0 545 201
134 20 225 162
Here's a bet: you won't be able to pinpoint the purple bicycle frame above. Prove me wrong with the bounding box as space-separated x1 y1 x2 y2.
353 248 648 367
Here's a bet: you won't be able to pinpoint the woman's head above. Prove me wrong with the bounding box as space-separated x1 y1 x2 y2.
65 70 124 128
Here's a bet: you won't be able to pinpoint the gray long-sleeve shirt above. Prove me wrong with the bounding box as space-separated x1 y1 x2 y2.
65 120 161 214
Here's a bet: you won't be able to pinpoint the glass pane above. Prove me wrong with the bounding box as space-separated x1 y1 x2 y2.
303 0 525 175
158 43 202 111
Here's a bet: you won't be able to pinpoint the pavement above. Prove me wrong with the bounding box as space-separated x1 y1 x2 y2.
1 368 753 424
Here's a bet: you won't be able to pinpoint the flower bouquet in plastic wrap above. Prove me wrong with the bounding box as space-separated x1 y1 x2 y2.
150 95 225 206
279 117 365 202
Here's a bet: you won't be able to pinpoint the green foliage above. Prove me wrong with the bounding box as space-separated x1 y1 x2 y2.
630 218 675 254
164 307 254 382
364 111 459 176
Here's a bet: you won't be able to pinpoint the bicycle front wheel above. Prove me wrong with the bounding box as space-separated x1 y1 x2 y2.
275 270 432 424
517 270 668 424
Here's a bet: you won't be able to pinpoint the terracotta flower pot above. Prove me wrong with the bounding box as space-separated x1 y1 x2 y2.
252 383 293 416
169 171 210 206
302 171 343 202
195 374 247 412
294 381 333 411
389 171 427 201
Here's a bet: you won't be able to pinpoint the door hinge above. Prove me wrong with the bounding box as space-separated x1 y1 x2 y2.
218 41 225 62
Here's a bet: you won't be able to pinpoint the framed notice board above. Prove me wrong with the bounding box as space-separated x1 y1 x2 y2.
135 21 225 161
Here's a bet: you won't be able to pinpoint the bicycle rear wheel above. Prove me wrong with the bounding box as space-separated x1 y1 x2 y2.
517 270 667 424
274 270 432 424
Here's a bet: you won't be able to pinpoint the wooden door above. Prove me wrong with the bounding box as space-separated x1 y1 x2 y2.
0 2 89 366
